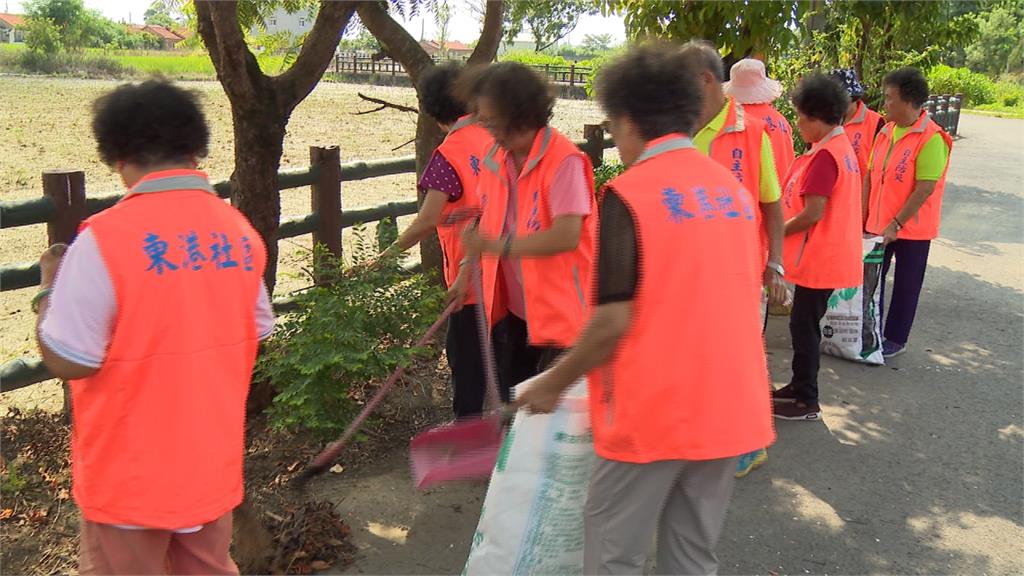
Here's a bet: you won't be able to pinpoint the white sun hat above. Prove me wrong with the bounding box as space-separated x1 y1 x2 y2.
722 58 784 104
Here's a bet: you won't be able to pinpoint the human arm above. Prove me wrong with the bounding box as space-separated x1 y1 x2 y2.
35 243 101 380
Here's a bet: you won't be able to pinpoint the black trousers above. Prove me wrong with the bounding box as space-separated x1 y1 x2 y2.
494 315 563 402
446 304 501 418
789 285 834 404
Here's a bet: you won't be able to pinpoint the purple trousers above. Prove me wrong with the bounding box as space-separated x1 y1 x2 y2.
880 239 932 346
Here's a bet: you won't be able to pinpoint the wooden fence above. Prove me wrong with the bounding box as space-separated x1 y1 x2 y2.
334 52 593 88
0 125 614 393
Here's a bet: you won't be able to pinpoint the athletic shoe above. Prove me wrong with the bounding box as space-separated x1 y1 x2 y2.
735 448 768 478
774 400 821 421
772 383 799 403
882 340 906 358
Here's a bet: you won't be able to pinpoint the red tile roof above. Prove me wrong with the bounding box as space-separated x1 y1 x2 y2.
144 25 184 41
0 13 26 27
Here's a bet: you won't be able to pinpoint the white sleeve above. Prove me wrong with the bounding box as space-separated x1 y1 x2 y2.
38 228 117 368
255 282 275 340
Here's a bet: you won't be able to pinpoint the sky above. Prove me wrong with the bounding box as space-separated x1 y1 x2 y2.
5 0 627 45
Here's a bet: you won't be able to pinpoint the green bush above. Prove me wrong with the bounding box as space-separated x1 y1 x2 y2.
257 235 445 438
927 64 996 107
23 17 62 55
594 161 625 190
15 50 128 77
499 50 570 67
992 79 1024 107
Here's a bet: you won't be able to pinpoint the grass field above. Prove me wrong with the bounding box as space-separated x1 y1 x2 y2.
0 76 607 412
0 44 290 78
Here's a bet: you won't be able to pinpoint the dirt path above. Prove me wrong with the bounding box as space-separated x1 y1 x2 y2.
315 113 1024 575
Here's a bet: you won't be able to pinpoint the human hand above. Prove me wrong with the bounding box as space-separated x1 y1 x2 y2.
882 221 899 245
39 243 68 288
763 266 788 307
512 371 565 415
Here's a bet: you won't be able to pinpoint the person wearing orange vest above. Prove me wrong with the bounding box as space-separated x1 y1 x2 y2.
32 80 271 574
452 62 595 398
515 43 774 575
864 67 953 358
680 41 786 477
828 68 885 177
772 74 864 420
724 58 796 182
378 63 496 418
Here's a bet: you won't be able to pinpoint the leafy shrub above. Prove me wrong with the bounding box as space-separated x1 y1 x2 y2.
593 161 625 191
499 50 570 67
23 17 62 55
257 233 445 438
927 64 996 107
15 50 128 77
992 79 1024 107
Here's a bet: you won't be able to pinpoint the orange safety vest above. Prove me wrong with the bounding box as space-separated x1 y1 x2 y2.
707 99 772 261
781 127 864 289
844 100 884 178
71 170 266 529
589 134 775 463
477 126 595 347
865 112 953 241
433 115 493 304
742 102 795 184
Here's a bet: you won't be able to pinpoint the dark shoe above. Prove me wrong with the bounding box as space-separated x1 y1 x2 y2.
774 400 821 421
882 340 906 358
772 384 799 403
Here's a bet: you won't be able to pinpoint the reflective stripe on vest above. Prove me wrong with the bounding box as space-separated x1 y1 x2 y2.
589 134 775 462
866 112 953 240
476 127 596 347
71 170 266 528
434 116 493 302
781 126 864 289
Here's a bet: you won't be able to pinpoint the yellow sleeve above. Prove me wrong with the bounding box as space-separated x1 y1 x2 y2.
915 133 950 181
759 132 782 203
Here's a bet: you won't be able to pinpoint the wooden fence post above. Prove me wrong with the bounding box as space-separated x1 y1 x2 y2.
334 53 339 74
42 169 86 423
352 52 357 74
570 63 576 88
583 124 605 169
310 146 342 281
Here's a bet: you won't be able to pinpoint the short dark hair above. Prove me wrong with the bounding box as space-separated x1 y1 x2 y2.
91 79 209 167
474 62 554 133
791 72 850 126
596 43 704 139
679 40 725 82
418 62 468 125
884 67 929 108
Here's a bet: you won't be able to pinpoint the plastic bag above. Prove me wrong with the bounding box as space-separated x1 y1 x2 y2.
464 378 592 575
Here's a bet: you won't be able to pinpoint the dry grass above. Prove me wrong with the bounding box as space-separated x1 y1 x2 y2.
0 76 605 412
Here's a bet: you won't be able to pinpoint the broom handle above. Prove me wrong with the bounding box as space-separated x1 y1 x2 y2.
471 256 503 414
305 299 458 471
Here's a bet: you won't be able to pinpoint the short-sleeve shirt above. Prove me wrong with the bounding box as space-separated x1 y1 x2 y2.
499 154 592 319
39 227 275 370
417 151 463 201
694 100 783 203
799 152 839 198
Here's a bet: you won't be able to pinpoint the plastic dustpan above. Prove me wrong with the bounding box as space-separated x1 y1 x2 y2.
410 413 505 489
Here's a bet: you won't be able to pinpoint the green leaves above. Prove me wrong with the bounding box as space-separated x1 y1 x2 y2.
257 240 445 438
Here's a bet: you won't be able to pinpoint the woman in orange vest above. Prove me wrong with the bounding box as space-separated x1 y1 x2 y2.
864 67 953 358
33 80 271 574
378 63 496 418
724 57 796 181
828 68 885 177
680 41 786 478
452 62 596 398
773 74 864 421
515 43 774 575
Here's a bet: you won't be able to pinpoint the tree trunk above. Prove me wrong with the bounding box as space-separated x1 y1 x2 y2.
356 0 504 282
230 95 287 291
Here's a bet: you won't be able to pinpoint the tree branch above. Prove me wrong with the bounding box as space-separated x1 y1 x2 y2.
355 0 434 85
391 137 416 151
468 0 504 65
275 1 357 108
194 0 261 104
353 92 419 115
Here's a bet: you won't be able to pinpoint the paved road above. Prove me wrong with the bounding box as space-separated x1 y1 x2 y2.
325 113 1024 575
